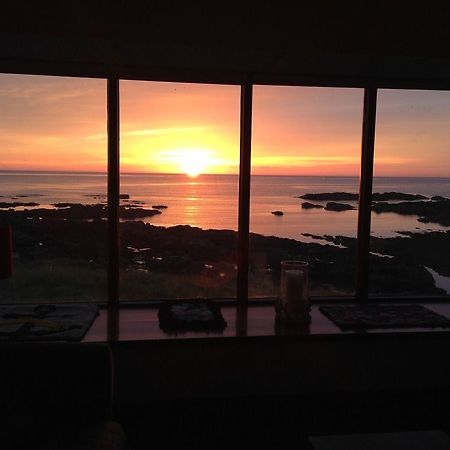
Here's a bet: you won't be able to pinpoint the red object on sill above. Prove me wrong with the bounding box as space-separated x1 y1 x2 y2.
0 225 13 279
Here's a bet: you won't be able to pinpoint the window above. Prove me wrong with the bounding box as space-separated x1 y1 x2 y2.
369 89 450 297
249 86 363 298
0 74 107 303
1 71 448 306
119 81 240 301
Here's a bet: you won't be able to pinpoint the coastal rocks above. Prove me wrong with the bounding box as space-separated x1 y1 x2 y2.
324 202 355 211
2 202 446 299
0 202 40 208
372 192 427 201
301 202 323 209
52 203 74 208
372 200 450 226
152 205 168 210
316 230 450 286
119 206 162 219
0 203 163 221
16 194 45 198
272 210 284 216
300 192 358 201
11 203 107 220
431 196 449 201
299 191 428 201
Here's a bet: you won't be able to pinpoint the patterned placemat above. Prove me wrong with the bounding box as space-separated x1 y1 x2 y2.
0 304 99 341
319 304 450 330
158 301 227 331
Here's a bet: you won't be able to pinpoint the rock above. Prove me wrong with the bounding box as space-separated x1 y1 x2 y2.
119 206 162 219
301 202 324 209
119 194 130 199
52 203 73 208
16 194 45 198
372 200 450 226
0 202 40 208
372 192 428 201
324 202 355 211
300 191 427 202
0 203 162 221
2 204 446 299
85 194 106 199
152 204 168 209
271 210 284 216
300 192 358 201
431 196 449 201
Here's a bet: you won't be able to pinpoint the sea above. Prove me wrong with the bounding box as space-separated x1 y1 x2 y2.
1 171 450 243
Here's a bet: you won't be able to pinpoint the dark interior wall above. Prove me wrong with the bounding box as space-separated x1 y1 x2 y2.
113 333 450 400
1 2 450 85
112 334 450 434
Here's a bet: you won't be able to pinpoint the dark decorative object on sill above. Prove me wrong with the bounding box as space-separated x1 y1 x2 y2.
319 304 450 330
158 300 227 331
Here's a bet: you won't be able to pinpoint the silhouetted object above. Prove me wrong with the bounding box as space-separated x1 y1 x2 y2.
158 300 227 331
0 225 12 279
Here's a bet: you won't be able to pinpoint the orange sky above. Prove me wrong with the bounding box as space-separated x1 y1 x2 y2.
0 74 449 177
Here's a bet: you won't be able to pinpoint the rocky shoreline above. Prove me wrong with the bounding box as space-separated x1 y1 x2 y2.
0 190 449 301
299 191 430 201
298 191 450 227
372 199 450 226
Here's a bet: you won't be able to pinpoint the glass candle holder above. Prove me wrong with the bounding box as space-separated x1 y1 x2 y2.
277 260 310 324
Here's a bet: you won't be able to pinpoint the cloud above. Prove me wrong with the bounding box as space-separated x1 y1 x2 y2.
252 155 361 167
85 125 210 140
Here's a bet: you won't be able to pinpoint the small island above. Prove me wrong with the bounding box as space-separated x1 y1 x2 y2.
0 202 40 208
301 202 323 209
372 199 450 226
300 192 358 201
324 202 355 211
299 191 429 202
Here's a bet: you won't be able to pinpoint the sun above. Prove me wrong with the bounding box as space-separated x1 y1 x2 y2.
178 149 212 177
152 148 222 176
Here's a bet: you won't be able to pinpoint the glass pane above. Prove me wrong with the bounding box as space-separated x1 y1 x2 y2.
370 89 450 297
119 81 240 301
250 86 363 298
0 74 107 303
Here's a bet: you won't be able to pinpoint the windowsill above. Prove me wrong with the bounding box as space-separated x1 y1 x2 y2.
83 301 450 343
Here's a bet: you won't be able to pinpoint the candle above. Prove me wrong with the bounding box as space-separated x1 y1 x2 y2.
278 260 310 324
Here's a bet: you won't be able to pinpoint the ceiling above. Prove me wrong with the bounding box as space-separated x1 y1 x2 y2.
1 2 449 86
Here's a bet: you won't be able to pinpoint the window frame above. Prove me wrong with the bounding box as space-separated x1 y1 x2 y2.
2 67 449 305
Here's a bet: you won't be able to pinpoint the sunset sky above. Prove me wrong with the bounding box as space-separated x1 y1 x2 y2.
0 73 449 177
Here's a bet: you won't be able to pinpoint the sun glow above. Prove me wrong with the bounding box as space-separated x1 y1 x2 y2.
180 150 209 177
154 148 220 177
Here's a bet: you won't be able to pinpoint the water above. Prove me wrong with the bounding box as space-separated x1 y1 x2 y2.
1 171 450 242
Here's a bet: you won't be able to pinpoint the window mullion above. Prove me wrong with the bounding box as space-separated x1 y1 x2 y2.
107 77 120 338
237 83 253 306
356 87 378 301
